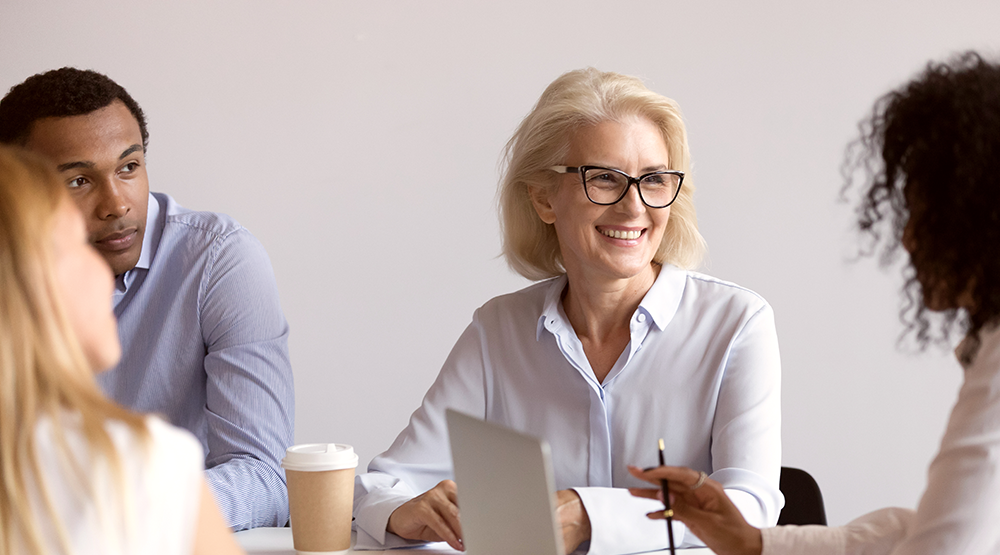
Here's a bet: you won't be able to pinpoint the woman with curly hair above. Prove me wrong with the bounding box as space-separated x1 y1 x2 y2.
0 146 242 555
630 51 1000 555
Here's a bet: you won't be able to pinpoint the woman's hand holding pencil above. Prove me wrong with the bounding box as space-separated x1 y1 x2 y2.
627 464 763 555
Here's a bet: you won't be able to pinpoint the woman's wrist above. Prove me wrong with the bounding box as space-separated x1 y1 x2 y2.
556 489 591 552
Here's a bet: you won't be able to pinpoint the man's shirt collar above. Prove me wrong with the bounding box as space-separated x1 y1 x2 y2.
114 193 162 296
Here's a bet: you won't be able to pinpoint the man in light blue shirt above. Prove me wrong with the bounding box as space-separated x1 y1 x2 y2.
0 68 294 530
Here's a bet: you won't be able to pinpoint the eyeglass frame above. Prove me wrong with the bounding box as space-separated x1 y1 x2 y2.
548 165 685 208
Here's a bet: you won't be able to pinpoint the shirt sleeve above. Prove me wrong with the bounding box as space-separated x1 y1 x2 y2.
578 303 783 555
199 228 295 530
761 508 914 555
353 318 488 550
709 303 783 524
883 333 1000 555
765 329 1000 555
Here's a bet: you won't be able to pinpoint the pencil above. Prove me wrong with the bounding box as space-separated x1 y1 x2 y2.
658 439 677 555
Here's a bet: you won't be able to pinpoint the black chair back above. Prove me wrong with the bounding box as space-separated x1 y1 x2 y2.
777 466 827 526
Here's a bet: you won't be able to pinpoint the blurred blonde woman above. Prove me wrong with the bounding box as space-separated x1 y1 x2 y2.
0 146 242 555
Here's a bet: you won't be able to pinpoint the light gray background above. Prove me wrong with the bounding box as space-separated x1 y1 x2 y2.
3 0 997 528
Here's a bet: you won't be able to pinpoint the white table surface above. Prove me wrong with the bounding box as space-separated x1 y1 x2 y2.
235 528 715 554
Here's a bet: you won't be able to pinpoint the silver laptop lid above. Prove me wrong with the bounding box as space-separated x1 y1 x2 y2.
446 409 564 555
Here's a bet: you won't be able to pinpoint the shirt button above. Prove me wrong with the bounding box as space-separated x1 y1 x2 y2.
637 313 647 323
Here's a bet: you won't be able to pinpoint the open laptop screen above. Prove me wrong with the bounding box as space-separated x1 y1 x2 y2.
446 409 565 555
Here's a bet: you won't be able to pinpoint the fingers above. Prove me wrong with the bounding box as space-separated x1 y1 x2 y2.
435 481 464 549
627 466 721 522
627 464 704 489
421 500 464 551
628 466 762 555
388 480 465 551
642 487 706 524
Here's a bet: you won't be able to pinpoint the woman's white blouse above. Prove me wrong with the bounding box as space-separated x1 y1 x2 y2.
354 265 784 554
24 415 203 555
761 325 1000 555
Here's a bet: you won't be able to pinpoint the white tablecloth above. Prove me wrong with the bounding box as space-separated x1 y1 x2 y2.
235 528 715 554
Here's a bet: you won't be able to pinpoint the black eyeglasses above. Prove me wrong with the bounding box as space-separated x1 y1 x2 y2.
549 166 684 208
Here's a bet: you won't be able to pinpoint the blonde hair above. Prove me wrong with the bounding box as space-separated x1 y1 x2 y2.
499 68 707 280
0 146 148 555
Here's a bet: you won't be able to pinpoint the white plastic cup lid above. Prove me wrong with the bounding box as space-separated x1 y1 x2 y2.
281 443 359 472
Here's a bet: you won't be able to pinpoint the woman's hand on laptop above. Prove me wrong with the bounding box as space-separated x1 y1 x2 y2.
388 479 465 551
556 489 591 554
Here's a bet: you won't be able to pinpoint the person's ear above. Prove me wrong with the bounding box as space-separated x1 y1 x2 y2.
529 185 557 224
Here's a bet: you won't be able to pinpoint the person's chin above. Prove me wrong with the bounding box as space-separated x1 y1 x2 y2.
89 344 122 373
100 248 141 276
594 261 654 282
607 252 656 275
93 228 142 274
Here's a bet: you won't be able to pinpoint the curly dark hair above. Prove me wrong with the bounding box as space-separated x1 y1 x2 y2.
848 51 1000 356
0 67 148 151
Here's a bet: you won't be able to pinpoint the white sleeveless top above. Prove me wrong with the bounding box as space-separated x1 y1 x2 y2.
21 414 203 555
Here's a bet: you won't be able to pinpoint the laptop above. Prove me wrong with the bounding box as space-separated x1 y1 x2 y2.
446 409 565 555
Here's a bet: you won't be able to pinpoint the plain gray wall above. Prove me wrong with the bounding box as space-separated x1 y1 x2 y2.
3 0 998 527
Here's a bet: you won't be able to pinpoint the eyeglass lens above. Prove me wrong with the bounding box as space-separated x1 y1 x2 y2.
582 167 681 207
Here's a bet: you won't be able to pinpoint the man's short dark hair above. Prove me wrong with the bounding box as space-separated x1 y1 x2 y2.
0 68 148 150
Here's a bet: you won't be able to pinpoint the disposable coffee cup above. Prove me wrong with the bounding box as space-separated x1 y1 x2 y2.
282 444 359 555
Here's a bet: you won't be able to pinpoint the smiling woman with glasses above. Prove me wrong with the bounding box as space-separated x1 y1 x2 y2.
353 68 783 555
